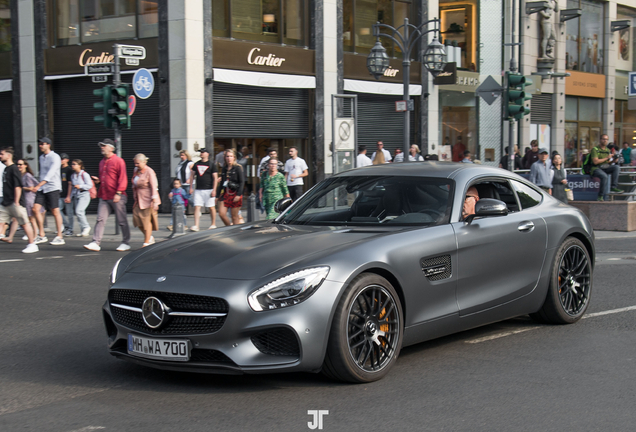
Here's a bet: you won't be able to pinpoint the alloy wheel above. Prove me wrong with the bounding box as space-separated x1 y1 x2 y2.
558 245 591 316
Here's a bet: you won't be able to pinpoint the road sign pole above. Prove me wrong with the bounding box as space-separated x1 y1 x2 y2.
113 44 121 158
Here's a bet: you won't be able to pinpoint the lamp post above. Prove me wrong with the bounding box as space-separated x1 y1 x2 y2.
367 18 446 161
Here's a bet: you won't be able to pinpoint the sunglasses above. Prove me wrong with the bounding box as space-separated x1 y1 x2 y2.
17 163 25 166
465 195 477 201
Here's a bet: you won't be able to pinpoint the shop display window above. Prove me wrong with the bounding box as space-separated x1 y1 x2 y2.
0 0 10 53
616 6 636 73
439 91 477 162
614 100 636 151
564 97 602 168
53 0 158 46
565 0 604 73
212 0 307 47
343 0 414 57
439 0 477 71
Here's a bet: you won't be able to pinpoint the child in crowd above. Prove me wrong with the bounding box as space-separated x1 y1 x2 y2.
168 178 189 231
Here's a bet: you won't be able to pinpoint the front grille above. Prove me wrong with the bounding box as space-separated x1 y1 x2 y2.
111 307 225 335
251 328 300 357
109 289 228 313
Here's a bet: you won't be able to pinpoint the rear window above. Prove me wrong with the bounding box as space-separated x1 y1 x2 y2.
511 180 542 210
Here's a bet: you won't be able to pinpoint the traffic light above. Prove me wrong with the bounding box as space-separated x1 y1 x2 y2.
93 85 113 128
111 83 131 129
505 72 532 120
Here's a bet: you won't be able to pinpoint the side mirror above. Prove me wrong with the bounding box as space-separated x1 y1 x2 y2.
274 197 293 214
464 198 508 223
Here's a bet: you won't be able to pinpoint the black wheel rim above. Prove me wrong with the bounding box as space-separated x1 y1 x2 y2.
347 285 400 373
558 245 591 316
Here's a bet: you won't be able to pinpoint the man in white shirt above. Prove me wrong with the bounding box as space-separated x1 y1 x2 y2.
284 147 308 201
356 146 372 167
370 141 392 163
32 137 65 246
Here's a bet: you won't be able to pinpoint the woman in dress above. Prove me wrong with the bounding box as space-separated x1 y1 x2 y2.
70 159 93 237
132 154 161 247
217 149 245 226
551 153 568 203
259 157 289 219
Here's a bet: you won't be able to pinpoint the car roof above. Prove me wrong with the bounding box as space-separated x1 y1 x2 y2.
339 161 509 179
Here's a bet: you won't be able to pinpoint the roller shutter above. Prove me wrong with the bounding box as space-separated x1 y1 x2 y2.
213 82 309 138
0 91 13 148
346 92 417 155
530 93 552 125
51 75 161 212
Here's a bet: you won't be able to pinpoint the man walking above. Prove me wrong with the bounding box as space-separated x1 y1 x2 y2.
84 139 131 252
284 147 308 202
371 141 392 163
32 137 65 245
522 140 540 169
529 148 553 194
357 145 372 167
0 147 38 253
188 148 218 231
590 134 622 201
59 153 74 236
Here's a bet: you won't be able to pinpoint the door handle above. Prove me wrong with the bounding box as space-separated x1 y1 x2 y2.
518 221 535 232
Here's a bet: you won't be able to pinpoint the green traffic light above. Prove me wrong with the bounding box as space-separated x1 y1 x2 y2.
505 72 532 120
109 84 131 130
93 85 112 128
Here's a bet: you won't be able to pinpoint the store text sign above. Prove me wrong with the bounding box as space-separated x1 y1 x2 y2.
565 71 606 98
247 48 286 67
79 49 115 67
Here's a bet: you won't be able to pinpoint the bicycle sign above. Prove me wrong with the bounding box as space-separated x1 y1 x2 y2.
132 68 154 99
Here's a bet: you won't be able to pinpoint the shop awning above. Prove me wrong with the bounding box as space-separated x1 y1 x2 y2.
0 79 11 92
344 79 422 96
43 68 159 80
213 68 316 89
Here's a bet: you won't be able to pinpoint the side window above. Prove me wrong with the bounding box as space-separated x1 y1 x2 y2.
511 180 542 210
471 181 519 213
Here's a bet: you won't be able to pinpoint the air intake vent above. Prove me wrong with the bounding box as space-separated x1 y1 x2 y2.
421 255 452 281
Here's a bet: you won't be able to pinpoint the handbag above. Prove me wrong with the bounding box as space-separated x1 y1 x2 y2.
565 188 574 201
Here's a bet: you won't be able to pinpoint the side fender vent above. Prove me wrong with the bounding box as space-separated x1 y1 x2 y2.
421 255 452 281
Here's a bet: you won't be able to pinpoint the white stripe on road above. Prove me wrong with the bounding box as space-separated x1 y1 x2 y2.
66 427 106 432
466 305 636 344
35 256 64 260
0 259 24 263
74 253 99 257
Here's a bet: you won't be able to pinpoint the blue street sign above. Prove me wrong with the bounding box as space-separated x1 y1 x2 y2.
629 71 636 97
132 68 155 99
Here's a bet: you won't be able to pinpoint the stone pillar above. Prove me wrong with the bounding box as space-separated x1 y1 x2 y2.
168 0 205 174
17 0 38 173
551 0 568 158
603 1 617 138
425 0 440 156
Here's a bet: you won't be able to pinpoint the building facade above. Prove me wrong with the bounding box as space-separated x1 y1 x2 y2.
1 0 634 207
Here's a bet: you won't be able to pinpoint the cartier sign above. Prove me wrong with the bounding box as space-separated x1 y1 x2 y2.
79 49 115 67
247 48 286 67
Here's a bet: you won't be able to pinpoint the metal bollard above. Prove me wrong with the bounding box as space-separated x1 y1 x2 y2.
247 193 257 222
169 203 186 238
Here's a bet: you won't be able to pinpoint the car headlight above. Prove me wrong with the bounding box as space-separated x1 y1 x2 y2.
110 258 123 285
248 267 330 312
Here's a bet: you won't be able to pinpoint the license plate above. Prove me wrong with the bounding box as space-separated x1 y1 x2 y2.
127 334 190 361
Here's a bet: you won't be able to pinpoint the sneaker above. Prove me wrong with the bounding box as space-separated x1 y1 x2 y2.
50 236 65 245
22 243 39 254
34 236 48 245
0 234 4 239
81 227 91 237
84 241 101 252
190 226 200 232
597 196 604 201
63 229 73 237
208 225 217 230
611 187 622 193
166 225 173 231
142 237 156 247
22 235 28 241
116 243 131 252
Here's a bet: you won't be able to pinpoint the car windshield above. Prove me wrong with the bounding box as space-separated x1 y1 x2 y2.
278 176 454 226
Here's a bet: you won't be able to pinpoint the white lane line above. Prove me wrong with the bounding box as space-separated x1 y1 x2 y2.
0 259 24 263
35 256 64 260
466 305 636 344
583 305 636 319
74 253 97 257
607 258 622 261
465 327 540 344
67 427 106 432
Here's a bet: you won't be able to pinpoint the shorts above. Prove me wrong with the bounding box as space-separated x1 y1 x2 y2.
34 190 60 211
193 189 216 208
0 203 29 226
221 189 243 208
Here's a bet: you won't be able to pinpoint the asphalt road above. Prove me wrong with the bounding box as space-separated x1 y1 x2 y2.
1 230 636 432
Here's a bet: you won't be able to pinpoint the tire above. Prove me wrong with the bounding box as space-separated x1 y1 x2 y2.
531 237 592 324
323 273 404 383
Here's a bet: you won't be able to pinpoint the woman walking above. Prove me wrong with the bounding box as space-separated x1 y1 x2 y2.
259 157 289 219
132 154 161 247
2 160 39 243
217 149 245 226
70 159 93 236
551 153 568 203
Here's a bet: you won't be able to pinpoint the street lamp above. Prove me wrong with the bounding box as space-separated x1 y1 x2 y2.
366 18 446 161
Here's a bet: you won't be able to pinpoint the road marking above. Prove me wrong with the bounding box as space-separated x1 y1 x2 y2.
67 427 106 432
582 305 636 319
466 305 636 344
74 253 98 257
35 256 64 260
0 259 24 263
607 258 621 261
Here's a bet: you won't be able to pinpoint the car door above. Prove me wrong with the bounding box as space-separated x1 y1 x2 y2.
452 180 547 316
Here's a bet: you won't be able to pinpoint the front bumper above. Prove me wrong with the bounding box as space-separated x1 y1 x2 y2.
103 273 344 374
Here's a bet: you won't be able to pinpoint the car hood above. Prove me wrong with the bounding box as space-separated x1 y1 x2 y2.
123 223 391 280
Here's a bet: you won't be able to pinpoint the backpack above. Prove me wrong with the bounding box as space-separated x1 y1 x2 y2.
581 148 596 175
81 170 98 199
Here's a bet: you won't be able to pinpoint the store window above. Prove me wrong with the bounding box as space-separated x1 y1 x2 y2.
343 0 414 56
0 0 10 52
617 6 636 73
212 0 308 47
564 96 602 168
565 0 604 73
54 0 158 46
439 91 477 162
439 0 477 71
614 100 636 149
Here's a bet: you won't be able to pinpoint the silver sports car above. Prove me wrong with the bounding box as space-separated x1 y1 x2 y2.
103 162 594 383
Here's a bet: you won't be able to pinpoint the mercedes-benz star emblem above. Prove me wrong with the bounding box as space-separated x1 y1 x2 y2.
142 297 166 329
156 276 166 283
